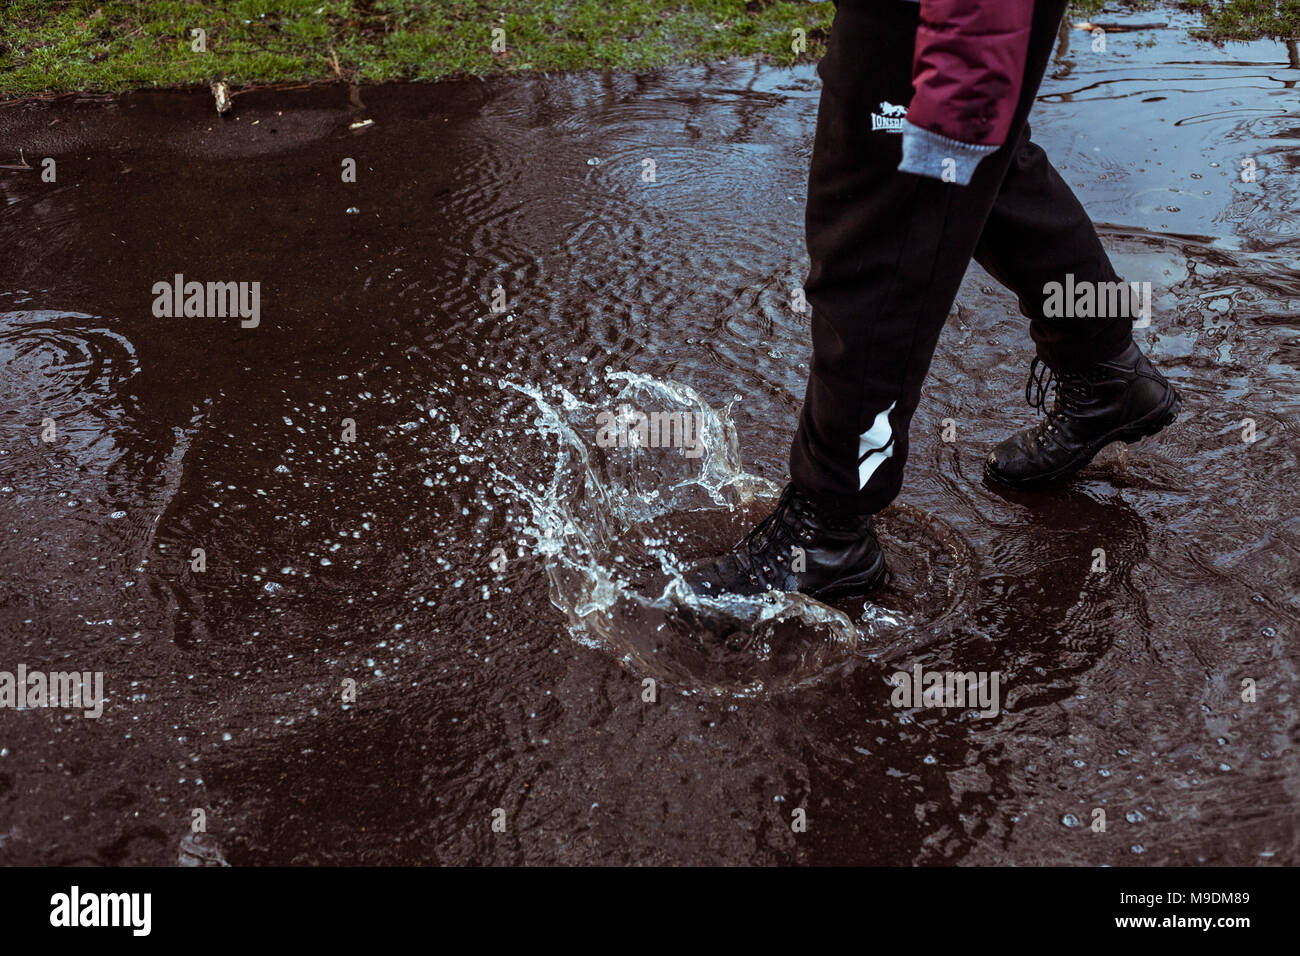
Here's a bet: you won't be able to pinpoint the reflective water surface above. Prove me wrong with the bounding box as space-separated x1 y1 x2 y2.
1 11 1297 864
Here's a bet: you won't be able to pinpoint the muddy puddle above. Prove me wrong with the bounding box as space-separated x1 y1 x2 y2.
0 8 1297 864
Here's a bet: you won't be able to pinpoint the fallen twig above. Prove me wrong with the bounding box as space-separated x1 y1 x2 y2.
1074 21 1170 32
0 149 33 170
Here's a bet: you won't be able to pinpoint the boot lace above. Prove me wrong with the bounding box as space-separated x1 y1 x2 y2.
1025 357 1094 430
734 485 810 584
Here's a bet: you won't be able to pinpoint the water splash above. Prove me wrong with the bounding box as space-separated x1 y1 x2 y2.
491 370 976 696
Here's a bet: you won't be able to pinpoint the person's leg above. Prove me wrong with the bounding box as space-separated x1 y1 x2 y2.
789 0 1072 516
973 126 1135 373
972 124 1181 490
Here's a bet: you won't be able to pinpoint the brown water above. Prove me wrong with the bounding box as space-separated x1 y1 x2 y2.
1 10 1297 865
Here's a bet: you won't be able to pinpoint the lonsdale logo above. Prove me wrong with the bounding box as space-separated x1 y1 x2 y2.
871 100 907 133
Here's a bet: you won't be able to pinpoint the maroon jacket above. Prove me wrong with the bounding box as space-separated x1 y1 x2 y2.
897 0 1037 184
910 0 1035 147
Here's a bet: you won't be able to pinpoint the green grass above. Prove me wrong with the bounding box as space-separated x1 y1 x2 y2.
2 1 1298 99
1184 1 1300 40
0 0 835 98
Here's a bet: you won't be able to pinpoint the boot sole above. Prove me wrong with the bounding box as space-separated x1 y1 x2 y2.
985 388 1181 491
807 551 888 601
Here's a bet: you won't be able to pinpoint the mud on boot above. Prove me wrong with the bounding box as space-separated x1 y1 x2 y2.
685 483 886 600
985 340 1180 489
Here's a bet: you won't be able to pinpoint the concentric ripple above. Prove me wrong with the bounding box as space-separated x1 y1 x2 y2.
0 308 138 418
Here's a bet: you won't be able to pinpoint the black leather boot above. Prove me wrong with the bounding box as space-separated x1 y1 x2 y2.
686 483 886 599
985 341 1180 489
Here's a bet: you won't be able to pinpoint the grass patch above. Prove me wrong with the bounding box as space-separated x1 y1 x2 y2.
0 0 834 97
1184 1 1300 40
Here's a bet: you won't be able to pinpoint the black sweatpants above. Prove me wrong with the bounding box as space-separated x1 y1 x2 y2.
789 0 1135 514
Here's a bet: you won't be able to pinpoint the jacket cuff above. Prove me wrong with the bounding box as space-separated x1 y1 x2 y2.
897 119 997 185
